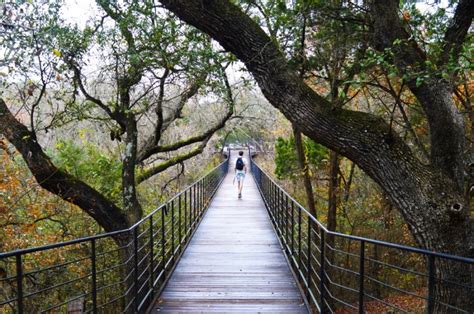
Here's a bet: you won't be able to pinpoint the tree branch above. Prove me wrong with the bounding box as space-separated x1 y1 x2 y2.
370 0 465 188
438 0 474 66
137 68 233 181
136 139 210 184
68 62 127 130
0 98 130 232
157 0 470 255
137 71 206 161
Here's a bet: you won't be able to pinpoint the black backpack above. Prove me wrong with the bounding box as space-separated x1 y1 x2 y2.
236 157 244 170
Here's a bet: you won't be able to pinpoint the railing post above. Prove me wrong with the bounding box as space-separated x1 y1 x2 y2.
196 183 200 215
285 195 289 248
149 216 154 295
427 254 435 314
178 195 182 251
298 207 302 267
201 180 204 210
193 185 196 224
184 190 188 238
161 206 166 272
291 202 295 255
320 228 326 312
190 187 193 228
198 182 201 216
276 189 281 233
270 183 274 219
201 181 204 212
358 240 365 314
278 190 283 233
91 239 97 314
133 227 139 312
16 254 23 314
306 219 312 300
171 200 175 259
190 188 193 228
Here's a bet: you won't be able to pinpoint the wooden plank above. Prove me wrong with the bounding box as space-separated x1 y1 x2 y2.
152 154 307 313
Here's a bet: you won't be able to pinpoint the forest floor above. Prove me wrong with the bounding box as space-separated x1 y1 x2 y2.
335 289 426 313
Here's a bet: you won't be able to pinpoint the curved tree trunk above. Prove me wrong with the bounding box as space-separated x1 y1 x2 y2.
0 99 130 233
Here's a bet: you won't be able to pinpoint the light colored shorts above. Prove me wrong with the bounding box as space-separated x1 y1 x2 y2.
236 172 245 182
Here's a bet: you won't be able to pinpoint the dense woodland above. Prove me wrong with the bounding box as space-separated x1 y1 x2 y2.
0 0 473 312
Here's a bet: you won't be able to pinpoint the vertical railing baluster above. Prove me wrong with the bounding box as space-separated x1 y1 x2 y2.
188 188 192 229
201 181 204 212
358 240 365 314
278 189 285 233
196 182 200 215
16 254 23 314
201 180 204 211
133 228 139 312
291 202 295 255
196 182 199 215
184 190 188 238
320 228 326 312
193 185 196 225
282 193 285 243
307 219 312 300
285 195 289 248
171 200 175 259
272 182 276 218
276 188 280 232
273 184 276 224
298 207 302 268
190 187 193 228
149 216 154 295
427 254 435 314
178 195 182 250
91 239 97 314
161 206 166 273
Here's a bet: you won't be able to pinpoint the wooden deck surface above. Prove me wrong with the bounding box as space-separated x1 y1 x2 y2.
152 157 307 313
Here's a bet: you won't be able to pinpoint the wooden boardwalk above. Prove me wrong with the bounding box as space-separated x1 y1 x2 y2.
152 158 307 313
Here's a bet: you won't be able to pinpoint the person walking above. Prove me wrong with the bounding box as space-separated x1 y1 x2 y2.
234 151 247 199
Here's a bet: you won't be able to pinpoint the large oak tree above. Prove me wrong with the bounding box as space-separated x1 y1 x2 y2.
155 0 473 310
0 1 234 235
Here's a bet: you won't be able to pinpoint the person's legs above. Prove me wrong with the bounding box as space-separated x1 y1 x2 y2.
238 173 245 197
236 173 244 198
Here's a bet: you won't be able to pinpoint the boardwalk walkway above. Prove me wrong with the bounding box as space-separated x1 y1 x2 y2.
152 155 307 312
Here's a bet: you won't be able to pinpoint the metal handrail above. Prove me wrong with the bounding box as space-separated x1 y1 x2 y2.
249 155 474 313
0 156 229 313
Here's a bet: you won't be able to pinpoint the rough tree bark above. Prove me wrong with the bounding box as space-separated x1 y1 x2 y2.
370 0 472 191
157 0 473 310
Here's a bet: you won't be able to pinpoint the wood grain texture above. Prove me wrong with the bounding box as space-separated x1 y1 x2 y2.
152 160 307 313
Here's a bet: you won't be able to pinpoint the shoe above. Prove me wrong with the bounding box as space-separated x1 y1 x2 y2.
238 193 242 199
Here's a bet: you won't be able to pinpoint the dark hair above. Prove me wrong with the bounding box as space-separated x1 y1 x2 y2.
239 151 244 156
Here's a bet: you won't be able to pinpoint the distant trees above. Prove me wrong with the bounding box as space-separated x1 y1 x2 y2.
0 0 234 236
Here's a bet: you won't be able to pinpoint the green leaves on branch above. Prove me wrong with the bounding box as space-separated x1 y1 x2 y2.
274 136 328 180
52 140 122 205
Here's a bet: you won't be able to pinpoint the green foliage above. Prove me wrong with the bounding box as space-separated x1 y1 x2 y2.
274 137 298 179
52 140 122 204
274 136 328 179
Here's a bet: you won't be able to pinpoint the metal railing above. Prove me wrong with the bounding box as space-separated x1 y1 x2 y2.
250 158 474 313
0 157 229 313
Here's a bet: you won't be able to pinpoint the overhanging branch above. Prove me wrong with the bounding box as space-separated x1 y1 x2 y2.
136 138 210 184
0 98 130 232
